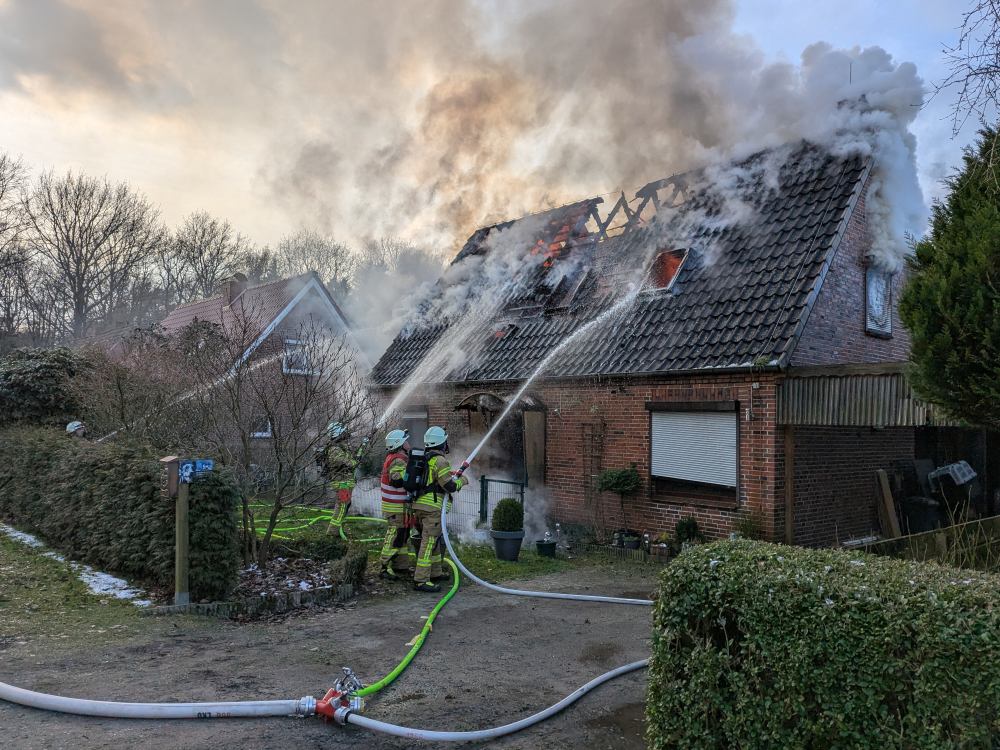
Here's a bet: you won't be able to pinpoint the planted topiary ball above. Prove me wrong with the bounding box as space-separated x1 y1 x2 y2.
491 497 524 532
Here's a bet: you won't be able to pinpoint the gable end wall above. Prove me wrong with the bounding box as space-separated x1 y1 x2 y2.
789 178 911 366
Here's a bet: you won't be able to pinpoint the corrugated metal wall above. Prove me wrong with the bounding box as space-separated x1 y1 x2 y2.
778 372 959 427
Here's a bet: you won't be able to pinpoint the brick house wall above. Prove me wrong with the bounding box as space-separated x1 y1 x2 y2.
380 180 916 546
388 371 782 542
791 426 915 547
790 175 910 366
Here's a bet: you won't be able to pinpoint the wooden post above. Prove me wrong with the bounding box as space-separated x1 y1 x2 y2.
175 481 190 606
876 469 902 539
784 426 795 545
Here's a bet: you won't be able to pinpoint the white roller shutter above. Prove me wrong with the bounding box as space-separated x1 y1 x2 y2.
651 411 737 487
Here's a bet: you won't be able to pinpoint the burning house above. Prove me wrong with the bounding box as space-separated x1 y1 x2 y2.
371 142 989 546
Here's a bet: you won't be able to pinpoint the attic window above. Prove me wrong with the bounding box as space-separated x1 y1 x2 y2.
647 249 687 291
282 339 315 375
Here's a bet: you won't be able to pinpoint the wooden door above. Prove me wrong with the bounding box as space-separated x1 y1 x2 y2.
523 410 546 487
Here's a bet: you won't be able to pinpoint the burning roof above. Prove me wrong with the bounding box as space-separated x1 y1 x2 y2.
372 141 870 386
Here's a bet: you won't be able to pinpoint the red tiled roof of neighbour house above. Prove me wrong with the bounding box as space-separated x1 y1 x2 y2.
159 270 350 343
371 141 872 386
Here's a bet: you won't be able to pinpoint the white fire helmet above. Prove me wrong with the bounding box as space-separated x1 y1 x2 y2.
66 421 84 434
385 429 408 451
327 421 347 440
423 425 448 449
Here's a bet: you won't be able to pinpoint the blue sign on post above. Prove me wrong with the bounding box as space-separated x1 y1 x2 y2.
195 459 214 476
179 460 195 485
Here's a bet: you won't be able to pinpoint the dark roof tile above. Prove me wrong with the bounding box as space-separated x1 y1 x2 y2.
372 141 867 384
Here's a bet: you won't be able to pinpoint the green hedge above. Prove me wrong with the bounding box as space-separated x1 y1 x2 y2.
649 540 1000 749
0 348 83 427
0 427 239 601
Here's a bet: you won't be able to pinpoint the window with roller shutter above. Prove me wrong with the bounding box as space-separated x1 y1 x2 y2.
649 409 738 488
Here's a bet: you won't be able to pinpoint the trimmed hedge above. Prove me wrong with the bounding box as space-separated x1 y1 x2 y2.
0 427 239 601
649 540 1000 749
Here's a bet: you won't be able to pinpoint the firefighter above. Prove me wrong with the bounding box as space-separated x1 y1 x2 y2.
324 422 367 534
65 421 87 439
378 428 414 580
411 425 466 592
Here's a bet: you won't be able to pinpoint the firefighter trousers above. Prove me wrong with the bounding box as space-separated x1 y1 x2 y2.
327 486 352 534
379 511 414 574
412 506 445 584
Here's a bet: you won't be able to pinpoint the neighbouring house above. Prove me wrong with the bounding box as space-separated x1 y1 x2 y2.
87 270 363 443
371 141 993 547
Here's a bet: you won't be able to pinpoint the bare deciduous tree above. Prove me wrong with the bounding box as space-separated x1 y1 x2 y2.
181 306 377 567
941 2 1000 134
74 329 198 443
275 229 355 296
161 211 254 307
0 154 27 274
21 171 165 339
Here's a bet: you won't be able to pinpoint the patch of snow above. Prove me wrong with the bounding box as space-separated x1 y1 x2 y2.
0 524 45 548
0 522 151 607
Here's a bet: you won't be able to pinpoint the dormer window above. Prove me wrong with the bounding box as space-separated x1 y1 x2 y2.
646 249 688 291
865 267 892 337
282 339 315 375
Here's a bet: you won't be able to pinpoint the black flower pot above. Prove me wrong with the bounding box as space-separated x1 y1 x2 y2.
491 530 525 561
535 540 557 558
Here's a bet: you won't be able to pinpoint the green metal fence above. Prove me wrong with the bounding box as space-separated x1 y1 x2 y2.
479 476 526 525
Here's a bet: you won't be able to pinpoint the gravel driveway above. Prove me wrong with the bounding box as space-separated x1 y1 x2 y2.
0 564 658 749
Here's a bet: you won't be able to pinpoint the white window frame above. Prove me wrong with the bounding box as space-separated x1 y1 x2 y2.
649 408 738 489
282 338 316 375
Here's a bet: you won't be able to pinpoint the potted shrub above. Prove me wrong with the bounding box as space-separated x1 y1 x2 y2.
673 517 705 553
491 497 525 562
598 466 642 547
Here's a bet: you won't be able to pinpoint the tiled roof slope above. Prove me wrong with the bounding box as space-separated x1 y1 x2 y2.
372 142 870 386
159 271 330 338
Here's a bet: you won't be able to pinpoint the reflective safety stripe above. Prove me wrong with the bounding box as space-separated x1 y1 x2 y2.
381 483 408 499
381 502 407 514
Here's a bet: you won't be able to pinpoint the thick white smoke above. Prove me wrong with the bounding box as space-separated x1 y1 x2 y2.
0 1 927 266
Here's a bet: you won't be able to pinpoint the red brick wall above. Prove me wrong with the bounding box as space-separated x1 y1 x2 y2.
387 372 784 542
790 177 911 366
791 425 914 547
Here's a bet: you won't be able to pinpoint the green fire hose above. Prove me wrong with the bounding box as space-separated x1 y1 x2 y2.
354 558 460 698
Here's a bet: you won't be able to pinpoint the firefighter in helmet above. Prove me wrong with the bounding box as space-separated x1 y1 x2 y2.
324 421 367 534
377 428 414 580
65 421 87 439
411 425 466 592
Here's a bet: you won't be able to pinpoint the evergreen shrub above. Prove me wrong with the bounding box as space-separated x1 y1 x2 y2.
648 540 1000 749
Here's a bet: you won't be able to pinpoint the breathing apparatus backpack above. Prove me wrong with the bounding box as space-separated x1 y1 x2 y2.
401 448 428 493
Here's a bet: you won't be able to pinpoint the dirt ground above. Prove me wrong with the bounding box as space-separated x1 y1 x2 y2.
0 564 658 749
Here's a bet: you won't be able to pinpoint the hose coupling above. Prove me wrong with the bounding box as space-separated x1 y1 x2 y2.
333 705 353 726
334 667 365 695
296 695 317 717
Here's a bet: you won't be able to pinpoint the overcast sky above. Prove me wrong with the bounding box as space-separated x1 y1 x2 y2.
0 0 979 253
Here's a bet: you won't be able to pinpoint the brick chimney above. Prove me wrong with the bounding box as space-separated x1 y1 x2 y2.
221 273 248 305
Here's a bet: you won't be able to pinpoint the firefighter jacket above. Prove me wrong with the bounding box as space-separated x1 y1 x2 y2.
326 443 363 490
413 452 466 512
380 450 409 515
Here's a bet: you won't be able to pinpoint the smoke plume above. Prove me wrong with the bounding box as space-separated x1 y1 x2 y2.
0 0 925 265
